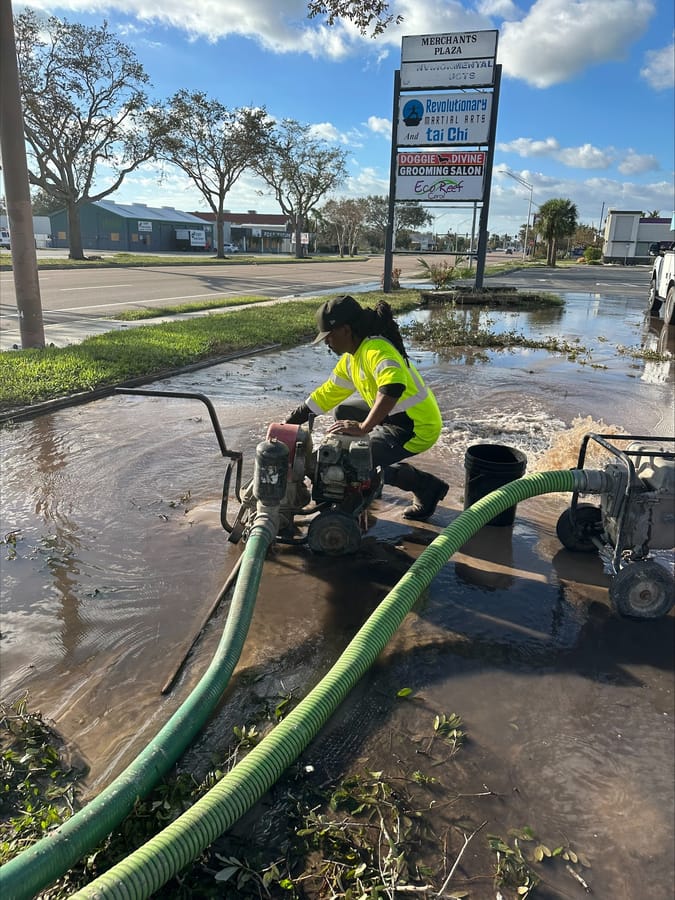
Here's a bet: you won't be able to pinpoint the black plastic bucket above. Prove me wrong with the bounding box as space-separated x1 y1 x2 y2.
464 444 527 526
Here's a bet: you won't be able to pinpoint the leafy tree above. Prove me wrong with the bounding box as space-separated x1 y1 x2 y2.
307 0 402 36
571 223 597 248
14 10 162 260
254 119 348 259
536 198 578 266
150 91 272 258
30 188 63 217
320 198 368 256
363 196 432 250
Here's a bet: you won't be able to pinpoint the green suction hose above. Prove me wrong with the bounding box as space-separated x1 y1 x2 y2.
67 469 583 900
0 509 279 900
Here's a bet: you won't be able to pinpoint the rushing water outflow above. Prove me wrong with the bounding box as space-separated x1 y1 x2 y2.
1 287 673 897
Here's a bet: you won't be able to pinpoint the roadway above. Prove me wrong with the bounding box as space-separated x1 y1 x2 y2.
0 253 653 350
0 254 419 316
0 255 418 349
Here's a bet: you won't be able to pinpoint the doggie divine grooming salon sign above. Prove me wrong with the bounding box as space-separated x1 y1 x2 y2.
395 151 486 202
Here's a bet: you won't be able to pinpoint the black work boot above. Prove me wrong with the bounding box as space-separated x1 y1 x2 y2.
388 463 449 521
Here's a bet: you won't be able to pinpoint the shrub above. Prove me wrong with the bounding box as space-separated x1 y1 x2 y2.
417 257 463 289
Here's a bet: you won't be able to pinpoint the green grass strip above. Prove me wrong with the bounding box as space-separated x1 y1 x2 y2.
0 292 421 413
112 295 273 320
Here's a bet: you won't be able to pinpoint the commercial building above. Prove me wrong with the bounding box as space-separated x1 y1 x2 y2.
601 210 674 264
190 210 291 253
49 201 214 252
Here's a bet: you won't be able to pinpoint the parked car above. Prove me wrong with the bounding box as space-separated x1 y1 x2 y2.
0 228 10 249
222 242 239 253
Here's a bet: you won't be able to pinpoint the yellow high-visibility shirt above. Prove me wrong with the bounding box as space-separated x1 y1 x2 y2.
306 336 442 454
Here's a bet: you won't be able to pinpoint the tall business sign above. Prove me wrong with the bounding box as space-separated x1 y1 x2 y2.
384 29 500 290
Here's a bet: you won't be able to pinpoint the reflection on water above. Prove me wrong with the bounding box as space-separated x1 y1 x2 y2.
642 319 675 384
1 288 673 895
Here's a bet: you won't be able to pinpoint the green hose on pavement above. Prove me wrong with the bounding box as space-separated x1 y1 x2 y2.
0 509 279 900
67 469 583 900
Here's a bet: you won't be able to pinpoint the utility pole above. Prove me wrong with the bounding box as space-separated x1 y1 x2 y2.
0 0 44 348
503 169 533 260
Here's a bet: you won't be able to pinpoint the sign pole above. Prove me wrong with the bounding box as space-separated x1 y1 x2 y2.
383 70 401 294
474 64 501 289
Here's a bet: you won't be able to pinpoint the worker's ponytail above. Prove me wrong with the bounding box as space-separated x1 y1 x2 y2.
355 300 410 365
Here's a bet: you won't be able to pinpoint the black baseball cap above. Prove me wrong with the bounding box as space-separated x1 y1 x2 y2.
312 295 363 344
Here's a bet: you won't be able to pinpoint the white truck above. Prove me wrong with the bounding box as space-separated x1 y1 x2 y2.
648 241 675 324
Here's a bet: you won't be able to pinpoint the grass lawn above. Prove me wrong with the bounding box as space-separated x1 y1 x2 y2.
0 291 422 416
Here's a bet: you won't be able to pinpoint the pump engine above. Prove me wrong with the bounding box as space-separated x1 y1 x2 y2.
556 434 674 619
225 422 381 556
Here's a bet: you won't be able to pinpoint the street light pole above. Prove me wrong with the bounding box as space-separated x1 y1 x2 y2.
503 170 533 261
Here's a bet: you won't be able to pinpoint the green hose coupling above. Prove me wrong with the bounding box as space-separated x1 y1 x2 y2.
570 468 613 494
253 502 281 544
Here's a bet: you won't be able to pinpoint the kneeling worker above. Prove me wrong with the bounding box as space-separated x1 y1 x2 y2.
285 295 448 521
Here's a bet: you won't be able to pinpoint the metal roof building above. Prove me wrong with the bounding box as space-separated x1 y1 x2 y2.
49 201 214 253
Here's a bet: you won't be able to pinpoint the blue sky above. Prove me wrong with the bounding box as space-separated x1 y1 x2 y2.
15 0 675 239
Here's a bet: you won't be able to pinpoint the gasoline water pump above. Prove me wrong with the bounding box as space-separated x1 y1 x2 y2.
224 422 382 556
556 433 674 618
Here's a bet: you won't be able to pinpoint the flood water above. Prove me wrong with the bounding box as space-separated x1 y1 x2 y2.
1 280 674 897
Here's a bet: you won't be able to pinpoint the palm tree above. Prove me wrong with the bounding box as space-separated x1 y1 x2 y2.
537 198 578 266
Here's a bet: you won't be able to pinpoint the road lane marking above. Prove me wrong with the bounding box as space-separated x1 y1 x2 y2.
60 284 135 291
53 291 241 312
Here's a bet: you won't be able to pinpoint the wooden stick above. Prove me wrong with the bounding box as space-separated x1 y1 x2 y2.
436 820 487 897
161 554 244 694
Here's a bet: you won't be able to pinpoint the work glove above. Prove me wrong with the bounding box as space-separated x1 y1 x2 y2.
284 403 311 425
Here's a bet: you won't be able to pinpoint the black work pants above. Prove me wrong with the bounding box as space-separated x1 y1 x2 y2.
335 399 415 480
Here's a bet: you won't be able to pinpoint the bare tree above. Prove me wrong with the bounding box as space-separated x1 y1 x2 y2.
307 0 402 35
14 10 162 260
254 120 348 259
321 198 369 256
150 91 273 258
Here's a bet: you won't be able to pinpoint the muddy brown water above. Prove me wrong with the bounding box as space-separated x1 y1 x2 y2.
1 289 673 897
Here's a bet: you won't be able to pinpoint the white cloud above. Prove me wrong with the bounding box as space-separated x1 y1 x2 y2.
556 143 614 169
21 0 351 57
491 168 672 228
384 0 489 43
499 0 656 88
344 166 389 197
476 0 519 18
22 0 491 59
366 116 392 137
308 122 341 142
497 137 661 174
640 39 675 90
497 137 561 157
23 0 662 89
618 150 661 175
308 122 365 148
